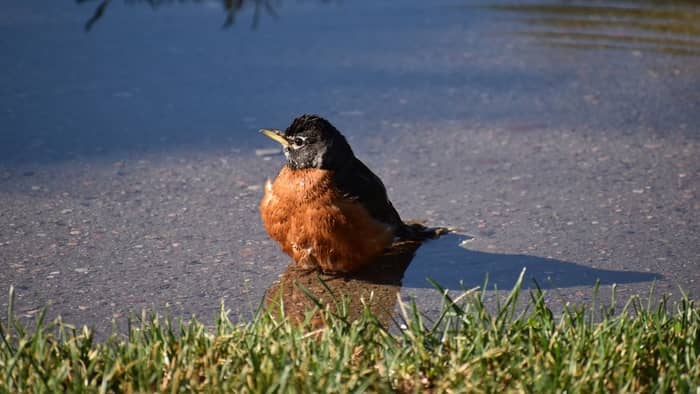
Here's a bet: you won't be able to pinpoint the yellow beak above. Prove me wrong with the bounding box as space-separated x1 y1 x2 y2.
259 129 289 147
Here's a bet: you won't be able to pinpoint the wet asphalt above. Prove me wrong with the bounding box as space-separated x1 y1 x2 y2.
1 0 699 336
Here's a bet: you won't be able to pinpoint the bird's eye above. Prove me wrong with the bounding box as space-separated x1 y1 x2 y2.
293 137 305 146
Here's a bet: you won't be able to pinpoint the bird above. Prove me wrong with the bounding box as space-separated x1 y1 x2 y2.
259 114 445 273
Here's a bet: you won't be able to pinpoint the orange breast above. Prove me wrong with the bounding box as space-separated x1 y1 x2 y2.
260 167 395 272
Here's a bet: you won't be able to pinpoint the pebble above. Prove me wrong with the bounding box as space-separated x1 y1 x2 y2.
338 110 364 116
23 308 40 317
459 239 473 247
583 95 600 105
255 148 282 157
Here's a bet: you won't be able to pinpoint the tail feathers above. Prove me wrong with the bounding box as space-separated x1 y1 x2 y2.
397 221 450 241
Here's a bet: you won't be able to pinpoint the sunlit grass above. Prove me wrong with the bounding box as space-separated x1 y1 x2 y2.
1 271 699 392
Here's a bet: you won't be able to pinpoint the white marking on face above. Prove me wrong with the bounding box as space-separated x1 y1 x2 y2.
291 136 308 149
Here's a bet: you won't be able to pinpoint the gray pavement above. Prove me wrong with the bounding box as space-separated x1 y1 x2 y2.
1 0 699 335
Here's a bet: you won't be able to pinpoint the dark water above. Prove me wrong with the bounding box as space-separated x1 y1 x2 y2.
1 0 698 164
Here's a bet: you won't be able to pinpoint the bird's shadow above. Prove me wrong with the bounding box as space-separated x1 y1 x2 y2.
402 233 662 290
264 232 662 325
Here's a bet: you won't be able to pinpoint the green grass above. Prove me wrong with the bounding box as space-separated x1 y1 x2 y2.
1 271 699 393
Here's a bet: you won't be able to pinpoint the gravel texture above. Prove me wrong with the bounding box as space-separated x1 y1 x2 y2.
1 0 699 335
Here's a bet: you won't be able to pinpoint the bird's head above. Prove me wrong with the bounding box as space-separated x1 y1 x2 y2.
260 114 354 170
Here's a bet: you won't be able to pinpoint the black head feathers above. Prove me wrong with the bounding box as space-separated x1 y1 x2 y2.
278 114 355 170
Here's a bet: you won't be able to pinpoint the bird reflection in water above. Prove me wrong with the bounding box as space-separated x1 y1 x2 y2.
264 237 425 328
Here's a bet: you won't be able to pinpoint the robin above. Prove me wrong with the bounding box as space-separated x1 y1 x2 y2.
259 114 445 273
